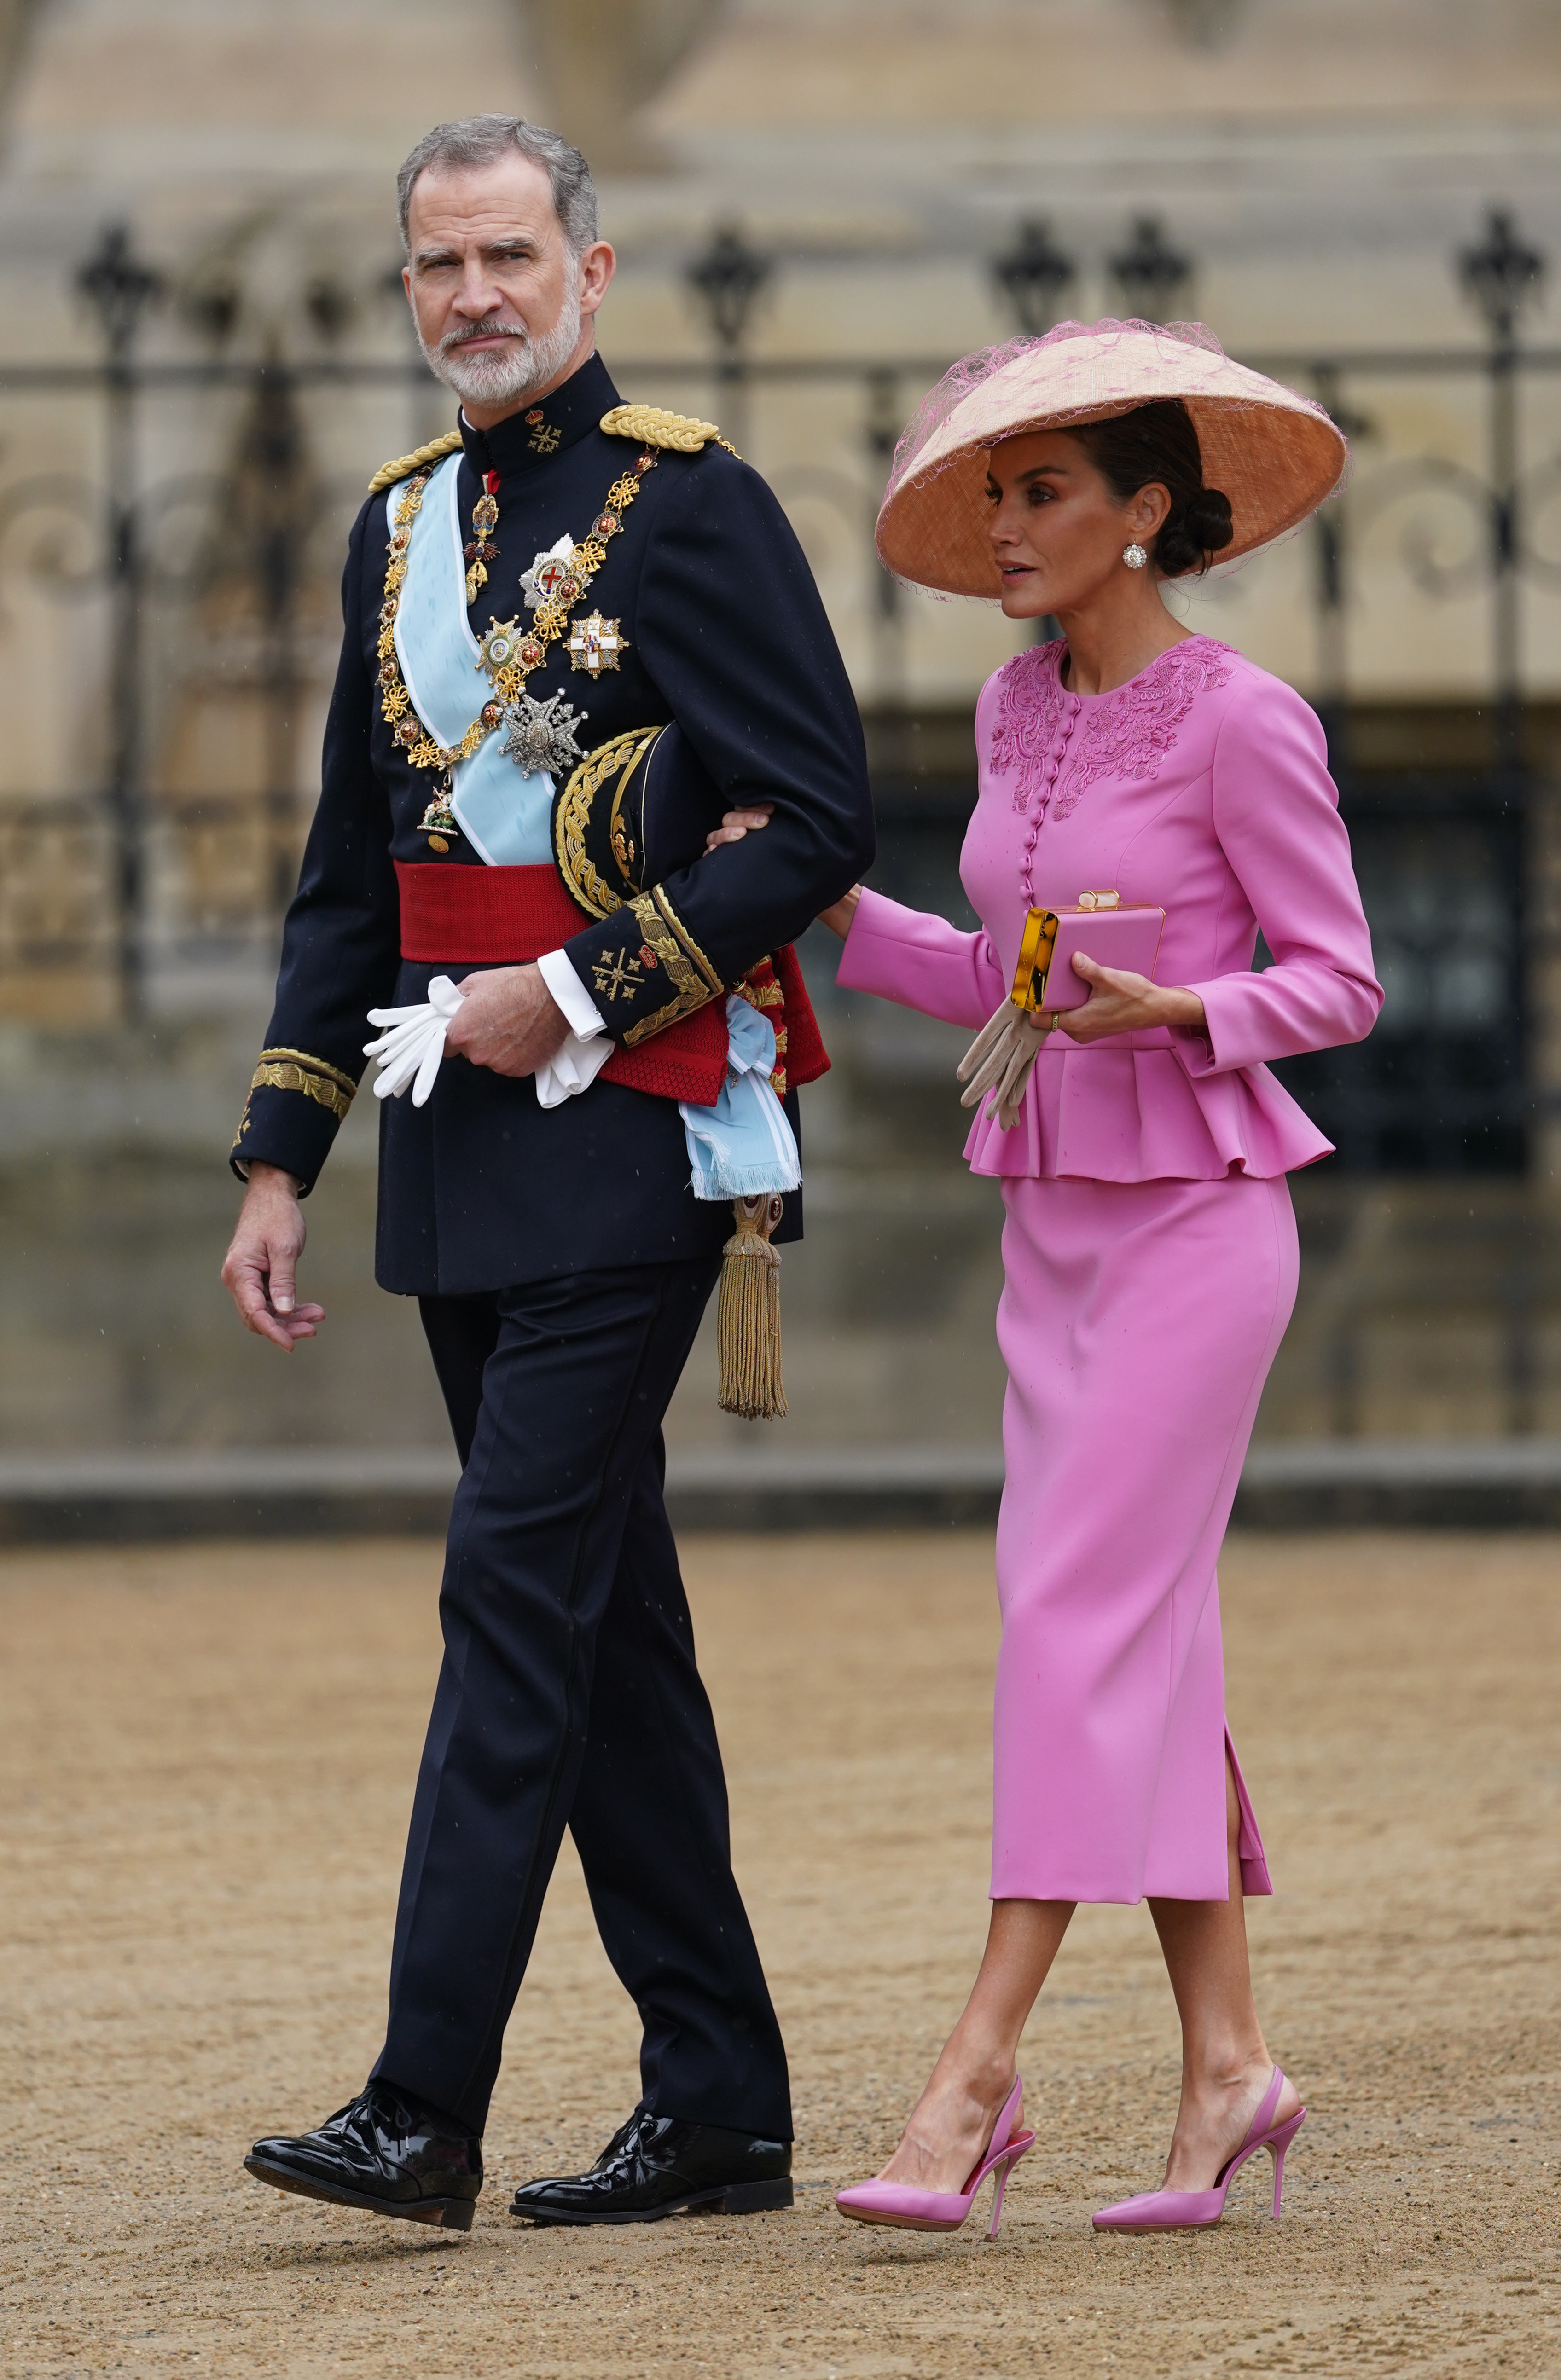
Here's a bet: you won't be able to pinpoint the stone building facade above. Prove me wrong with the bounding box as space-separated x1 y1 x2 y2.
2 2 1561 1450
0 0 1557 1182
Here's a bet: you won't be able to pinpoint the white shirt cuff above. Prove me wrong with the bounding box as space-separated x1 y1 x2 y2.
536 947 606 1041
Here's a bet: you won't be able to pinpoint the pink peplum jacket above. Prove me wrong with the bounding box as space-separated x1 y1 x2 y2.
837 635 1383 1180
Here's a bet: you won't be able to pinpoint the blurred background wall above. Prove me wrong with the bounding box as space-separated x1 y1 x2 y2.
2 0 1560 1482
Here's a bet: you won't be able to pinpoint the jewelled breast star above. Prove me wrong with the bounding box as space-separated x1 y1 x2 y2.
500 689 589 777
568 613 629 676
476 618 522 677
521 534 576 610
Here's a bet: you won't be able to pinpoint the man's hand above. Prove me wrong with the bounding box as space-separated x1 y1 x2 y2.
446 963 571 1077
1049 954 1207 1044
221 1162 324 1353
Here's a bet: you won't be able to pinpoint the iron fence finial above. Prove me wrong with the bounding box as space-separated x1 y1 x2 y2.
991 219 1076 338
1459 208 1546 346
687 224 774 357
1109 215 1194 326
75 223 163 360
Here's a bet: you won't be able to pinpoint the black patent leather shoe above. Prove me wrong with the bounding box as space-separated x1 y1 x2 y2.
510 2107 793 2226
244 2081 482 2230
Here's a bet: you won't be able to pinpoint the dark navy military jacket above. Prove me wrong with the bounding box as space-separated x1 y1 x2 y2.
231 353 874 1296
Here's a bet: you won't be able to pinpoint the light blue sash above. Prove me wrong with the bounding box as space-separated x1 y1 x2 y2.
681 998 801 1200
392 452 553 863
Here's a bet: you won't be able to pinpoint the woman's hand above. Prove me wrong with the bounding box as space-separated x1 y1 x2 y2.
1048 953 1206 1043
697 793 862 945
699 804 861 942
705 804 773 852
817 886 861 941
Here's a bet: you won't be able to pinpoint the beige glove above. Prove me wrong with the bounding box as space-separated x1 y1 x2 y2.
957 997 1053 1130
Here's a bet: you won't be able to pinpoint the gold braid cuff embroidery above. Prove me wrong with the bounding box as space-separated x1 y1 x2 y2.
232 1048 355 1151
621 886 725 1045
652 886 722 995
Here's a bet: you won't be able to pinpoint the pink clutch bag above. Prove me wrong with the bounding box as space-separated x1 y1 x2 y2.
1010 891 1165 1014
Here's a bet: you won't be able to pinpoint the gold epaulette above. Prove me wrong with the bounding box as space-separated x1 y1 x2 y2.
366 430 464 497
600 403 739 458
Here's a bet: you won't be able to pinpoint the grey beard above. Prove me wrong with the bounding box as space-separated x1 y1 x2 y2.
421 289 584 411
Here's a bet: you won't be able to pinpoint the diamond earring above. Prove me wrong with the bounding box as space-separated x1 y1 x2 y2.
1122 543 1148 570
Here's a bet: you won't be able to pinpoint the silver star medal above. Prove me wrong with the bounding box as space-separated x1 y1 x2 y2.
502 689 589 776
520 532 577 610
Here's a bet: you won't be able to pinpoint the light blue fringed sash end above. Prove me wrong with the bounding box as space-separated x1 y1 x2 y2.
679 994 801 1202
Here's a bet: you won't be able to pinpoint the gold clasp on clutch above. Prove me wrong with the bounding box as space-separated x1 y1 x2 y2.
1010 908 1058 1012
1077 888 1120 910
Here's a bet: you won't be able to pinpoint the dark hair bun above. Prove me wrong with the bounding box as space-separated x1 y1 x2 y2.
1071 403 1236 578
1156 485 1234 577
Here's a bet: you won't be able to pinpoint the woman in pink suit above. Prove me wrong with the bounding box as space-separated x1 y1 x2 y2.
722 322 1381 2237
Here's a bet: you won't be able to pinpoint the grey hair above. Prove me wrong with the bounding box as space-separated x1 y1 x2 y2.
396 115 598 260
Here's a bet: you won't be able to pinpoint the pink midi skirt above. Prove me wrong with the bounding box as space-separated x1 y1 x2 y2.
990 1169 1298 1905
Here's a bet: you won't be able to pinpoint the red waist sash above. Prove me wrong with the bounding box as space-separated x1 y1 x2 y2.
395 860 726 1103
397 860 587 964
394 861 831 1107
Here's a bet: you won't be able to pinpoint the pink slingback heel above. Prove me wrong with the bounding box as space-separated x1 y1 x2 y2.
835 2075 1036 2238
1091 2065 1305 2233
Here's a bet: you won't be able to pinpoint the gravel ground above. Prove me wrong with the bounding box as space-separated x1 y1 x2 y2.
1 1528 1557 2378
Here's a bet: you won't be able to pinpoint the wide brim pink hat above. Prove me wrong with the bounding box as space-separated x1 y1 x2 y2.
876 318 1347 598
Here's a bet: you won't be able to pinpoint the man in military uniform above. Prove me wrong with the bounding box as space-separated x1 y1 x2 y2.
221 114 872 2232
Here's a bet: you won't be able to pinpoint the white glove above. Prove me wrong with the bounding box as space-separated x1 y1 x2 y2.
957 997 1053 1130
364 974 465 1107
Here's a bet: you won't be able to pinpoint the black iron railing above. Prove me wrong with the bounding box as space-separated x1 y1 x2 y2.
1 215 1558 1174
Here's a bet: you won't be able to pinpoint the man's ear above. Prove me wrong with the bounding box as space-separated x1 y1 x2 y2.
580 240 616 321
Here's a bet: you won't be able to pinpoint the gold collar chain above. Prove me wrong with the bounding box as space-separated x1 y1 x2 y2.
374 446 657 776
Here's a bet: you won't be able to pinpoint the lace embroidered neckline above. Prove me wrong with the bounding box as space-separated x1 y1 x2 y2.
989 634 1236 904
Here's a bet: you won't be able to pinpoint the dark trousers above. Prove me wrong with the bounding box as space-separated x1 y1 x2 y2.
371 1257 791 2142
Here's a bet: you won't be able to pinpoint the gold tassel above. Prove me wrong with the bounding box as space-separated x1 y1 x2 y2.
717 1194 787 1420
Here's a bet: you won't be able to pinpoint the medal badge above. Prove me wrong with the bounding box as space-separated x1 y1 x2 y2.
376 447 660 852
464 473 500 606
568 612 630 676
521 534 579 611
500 689 589 777
472 623 590 776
